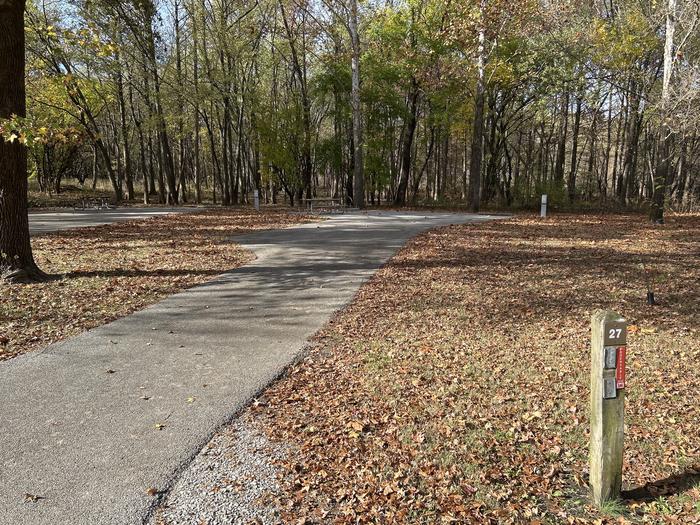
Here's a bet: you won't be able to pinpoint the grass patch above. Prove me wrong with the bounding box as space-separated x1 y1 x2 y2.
600 498 626 517
250 213 700 523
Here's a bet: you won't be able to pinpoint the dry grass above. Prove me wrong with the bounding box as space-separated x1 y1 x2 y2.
0 208 316 360
250 213 699 524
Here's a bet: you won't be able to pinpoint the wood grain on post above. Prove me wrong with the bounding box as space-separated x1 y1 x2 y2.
590 310 626 506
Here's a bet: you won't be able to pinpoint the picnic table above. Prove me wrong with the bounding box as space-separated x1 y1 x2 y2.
73 198 113 212
303 197 348 213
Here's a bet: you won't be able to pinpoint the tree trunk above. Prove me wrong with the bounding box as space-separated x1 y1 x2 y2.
469 1 486 212
411 126 436 202
554 91 570 185
116 48 135 200
349 0 364 208
174 0 187 202
567 96 582 203
394 77 419 206
621 82 641 204
0 0 45 281
651 0 677 223
602 92 613 197
144 3 178 204
191 0 202 204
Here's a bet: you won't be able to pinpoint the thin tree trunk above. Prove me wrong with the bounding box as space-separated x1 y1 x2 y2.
469 0 486 212
174 0 187 202
349 0 364 208
144 3 178 204
394 77 419 206
191 0 202 204
115 48 135 200
567 96 582 203
554 92 570 185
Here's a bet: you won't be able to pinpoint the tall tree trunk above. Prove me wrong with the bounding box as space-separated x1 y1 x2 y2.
469 0 486 212
567 96 582 203
611 94 626 198
174 0 187 202
347 124 355 205
0 0 44 281
116 48 135 200
411 125 436 203
332 42 345 201
191 0 202 204
587 100 598 199
602 92 613 197
137 127 150 204
144 3 178 204
128 78 149 204
651 0 676 223
394 77 419 206
349 0 364 208
554 91 570 185
622 87 641 204
92 143 98 190
278 0 312 203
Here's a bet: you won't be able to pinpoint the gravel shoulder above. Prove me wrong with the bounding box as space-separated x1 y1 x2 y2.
152 414 285 525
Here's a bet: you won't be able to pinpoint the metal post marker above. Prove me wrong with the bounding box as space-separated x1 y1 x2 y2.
253 189 260 211
590 310 627 506
540 194 548 218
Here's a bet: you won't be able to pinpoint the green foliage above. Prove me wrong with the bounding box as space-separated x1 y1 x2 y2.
258 98 304 195
591 7 660 73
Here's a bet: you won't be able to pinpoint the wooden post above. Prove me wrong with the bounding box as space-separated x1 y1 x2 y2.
540 194 548 217
590 310 627 506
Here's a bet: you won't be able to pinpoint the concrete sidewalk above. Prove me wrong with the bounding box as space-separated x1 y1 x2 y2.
0 211 498 525
29 207 195 234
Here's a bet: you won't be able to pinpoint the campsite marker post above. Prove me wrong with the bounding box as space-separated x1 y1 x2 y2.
590 310 627 506
540 194 548 218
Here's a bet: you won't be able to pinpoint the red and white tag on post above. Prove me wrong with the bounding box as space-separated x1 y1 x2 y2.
615 346 626 389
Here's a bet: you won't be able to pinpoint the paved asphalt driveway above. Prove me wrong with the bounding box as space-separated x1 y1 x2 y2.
0 211 499 524
28 207 194 235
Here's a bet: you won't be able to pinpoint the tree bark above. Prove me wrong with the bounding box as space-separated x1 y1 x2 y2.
279 0 312 203
191 0 202 204
174 0 187 202
144 2 178 204
651 0 676 223
0 0 45 281
468 1 486 212
554 91 570 185
567 96 582 203
394 77 419 206
621 87 641 204
349 0 364 208
116 48 135 200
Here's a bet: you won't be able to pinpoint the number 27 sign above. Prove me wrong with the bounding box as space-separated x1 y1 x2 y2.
603 320 627 346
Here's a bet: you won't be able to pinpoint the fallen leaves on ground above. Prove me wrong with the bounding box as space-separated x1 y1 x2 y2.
0 208 315 361
250 213 699 524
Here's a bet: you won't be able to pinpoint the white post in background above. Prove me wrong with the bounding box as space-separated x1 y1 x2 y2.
253 189 260 211
540 194 548 218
